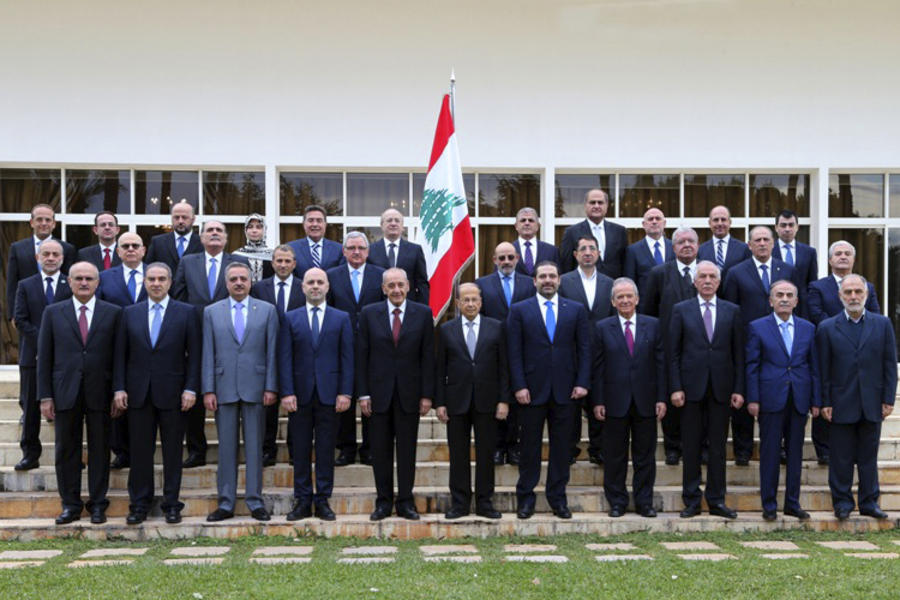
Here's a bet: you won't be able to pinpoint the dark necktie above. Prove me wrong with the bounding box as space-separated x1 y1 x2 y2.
311 306 320 343
760 264 770 292
524 241 534 274
277 281 286 314
653 241 663 265
388 243 397 268
682 266 692 289
703 302 714 342
783 244 794 266
45 276 54 305
311 243 321 268
624 320 634 356
78 305 89 345
127 269 138 302
392 307 402 346
103 248 111 270
207 258 217 299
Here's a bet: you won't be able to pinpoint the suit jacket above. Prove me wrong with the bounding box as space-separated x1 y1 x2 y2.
6 237 76 319
722 258 798 329
368 238 429 304
97 264 148 307
201 297 279 404
287 237 344 278
624 237 675 295
435 316 510 414
697 236 751 279
807 275 881 325
639 261 696 329
513 239 559 276
816 312 897 424
745 315 820 414
558 269 615 324
172 252 249 309
326 264 385 333
506 296 592 406
591 314 665 418
475 271 535 321
77 244 121 271
356 300 435 414
36 298 121 411
667 297 745 403
113 299 200 409
251 275 305 321
14 273 72 367
772 241 818 290
145 231 203 273
278 305 354 406
558 219 627 278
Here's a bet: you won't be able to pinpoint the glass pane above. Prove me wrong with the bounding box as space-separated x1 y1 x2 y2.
413 172 474 217
477 225 517 278
346 172 408 217
889 174 900 217
626 228 678 245
279 223 342 246
887 229 900 354
0 168 62 213
280 172 342 217
203 171 265 216
696 227 746 245
347 226 409 244
66 169 130 214
555 174 613 218
136 224 175 249
1 221 39 363
618 174 679 218
828 173 883 218
749 174 809 217
684 174 744 218
135 171 199 215
64 224 98 253
478 174 540 218
827 228 884 296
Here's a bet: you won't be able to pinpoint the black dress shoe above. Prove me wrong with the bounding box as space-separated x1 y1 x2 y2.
506 449 520 465
396 505 420 520
286 501 312 521
251 507 271 521
817 455 830 466
315 501 336 521
262 453 276 467
183 453 206 469
608 505 626 518
126 511 146 525
552 505 572 519
110 455 130 470
56 508 81 525
664 452 680 466
762 510 778 522
637 506 657 518
90 509 107 524
516 503 535 519
165 509 182 524
358 452 372 466
779 448 787 465
335 452 355 467
860 506 889 520
475 506 502 519
369 506 391 521
835 507 851 521
206 508 234 522
680 505 701 518
709 503 738 519
784 507 810 521
734 456 750 467
588 453 604 465
14 457 39 471
493 450 506 465
444 505 469 519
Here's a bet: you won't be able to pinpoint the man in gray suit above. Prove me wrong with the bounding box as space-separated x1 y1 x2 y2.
202 262 279 522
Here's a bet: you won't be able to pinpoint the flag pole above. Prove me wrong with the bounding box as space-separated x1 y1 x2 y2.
449 68 460 319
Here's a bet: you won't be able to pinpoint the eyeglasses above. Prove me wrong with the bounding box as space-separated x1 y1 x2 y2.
495 255 517 260
120 243 142 249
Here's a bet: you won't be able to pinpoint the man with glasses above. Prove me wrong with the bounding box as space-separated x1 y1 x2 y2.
77 211 121 272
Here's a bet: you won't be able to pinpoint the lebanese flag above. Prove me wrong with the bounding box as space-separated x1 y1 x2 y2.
415 94 474 321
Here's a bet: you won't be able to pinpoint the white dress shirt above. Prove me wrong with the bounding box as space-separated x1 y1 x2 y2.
644 236 666 261
618 312 636 338
461 314 480 341
72 295 97 329
229 296 247 329
41 270 61 293
123 264 144 300
147 294 170 331
538 294 558 326
348 262 367 284
752 256 773 284
99 242 116 258
714 235 731 262
676 260 697 281
578 266 597 309
274 274 293 301
589 221 606 258
697 295 716 330
175 231 194 246
306 302 326 333
383 237 402 257
205 251 223 278
387 299 407 326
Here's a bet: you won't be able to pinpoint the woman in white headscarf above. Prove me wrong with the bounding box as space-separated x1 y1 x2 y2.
233 213 274 283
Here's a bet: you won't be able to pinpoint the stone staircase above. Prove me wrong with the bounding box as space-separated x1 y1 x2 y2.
0 371 897 540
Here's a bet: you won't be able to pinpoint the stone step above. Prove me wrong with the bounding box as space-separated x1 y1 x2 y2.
3 484 900 520
3 460 898 493
0 511 896 542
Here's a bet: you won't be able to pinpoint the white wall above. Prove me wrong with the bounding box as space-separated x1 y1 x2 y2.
2 0 899 169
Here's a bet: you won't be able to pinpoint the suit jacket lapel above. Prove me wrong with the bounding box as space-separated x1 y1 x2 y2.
85 303 107 346
62 302 83 345
54 278 70 302
858 314 875 349
451 318 469 358
606 317 630 358
766 317 790 359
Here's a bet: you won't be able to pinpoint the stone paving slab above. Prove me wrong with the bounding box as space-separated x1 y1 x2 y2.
252 546 314 556
740 541 801 550
504 544 557 553
586 543 638 551
595 554 653 561
0 560 44 568
341 546 398 555
760 553 809 559
81 548 148 558
845 552 899 559
424 556 482 563
163 557 225 566
250 557 312 565
337 557 395 564
171 546 231 556
816 541 880 550
0 549 62 559
661 541 721 551
420 544 478 555
505 555 568 563
677 553 736 561
68 559 134 568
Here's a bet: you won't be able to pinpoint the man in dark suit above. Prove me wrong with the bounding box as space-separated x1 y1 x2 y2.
145 201 203 273
436 283 509 519
76 211 121 272
13 240 72 471
251 244 306 466
326 231 385 466
723 225 797 465
507 262 592 519
639 227 700 465
745 280 820 521
558 235 614 465
592 277 666 518
172 220 249 467
624 207 674 295
668 260 745 519
474 241 534 466
367 208 429 304
357 268 434 521
512 206 558 276
37 262 121 525
203 262 279 522
817 274 897 521
279 267 354 521
6 203 76 322
772 209 818 295
112 262 200 525
287 204 344 278
697 205 751 280
559 189 627 278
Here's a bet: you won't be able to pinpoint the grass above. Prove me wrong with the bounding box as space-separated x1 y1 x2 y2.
1 529 899 599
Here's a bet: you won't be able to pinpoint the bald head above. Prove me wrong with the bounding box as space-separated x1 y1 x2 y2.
117 232 146 268
493 241 518 276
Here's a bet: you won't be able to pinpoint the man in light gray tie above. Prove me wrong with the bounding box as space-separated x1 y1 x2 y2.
202 262 279 522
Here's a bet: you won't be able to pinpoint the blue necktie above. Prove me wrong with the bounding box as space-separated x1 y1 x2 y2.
653 241 663 265
177 236 186 258
233 302 245 343
716 239 725 269
780 321 792 356
311 243 321 268
207 258 217 298
544 300 555 342
311 306 320 342
45 276 54 305
351 270 361 303
150 303 162 347
127 269 137 302
502 275 512 307
784 244 794 266
760 264 769 292
277 281 286 314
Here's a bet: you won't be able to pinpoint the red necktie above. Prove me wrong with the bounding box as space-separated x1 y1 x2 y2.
78 305 89 345
103 248 111 270
392 308 401 346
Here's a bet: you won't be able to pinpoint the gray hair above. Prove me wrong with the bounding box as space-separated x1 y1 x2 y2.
343 231 370 248
145 261 173 279
610 277 639 301
516 206 539 221
382 267 408 284
828 240 856 259
696 260 721 280
272 244 296 258
224 261 251 277
672 226 698 245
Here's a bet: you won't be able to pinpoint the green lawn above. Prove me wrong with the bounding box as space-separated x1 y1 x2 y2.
2 529 899 599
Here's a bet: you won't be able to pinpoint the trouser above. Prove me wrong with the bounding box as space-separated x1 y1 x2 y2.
54 387 110 513
289 393 337 503
730 402 754 459
18 366 41 461
495 402 518 454
336 396 370 457
829 420 882 512
447 404 497 509
127 401 185 512
570 396 603 458
215 401 265 512
758 392 807 513
369 393 419 510
516 398 575 508
682 387 730 508
602 402 657 510
184 401 207 457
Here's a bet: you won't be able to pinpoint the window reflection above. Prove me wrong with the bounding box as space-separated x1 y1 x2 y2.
280 172 342 217
135 171 199 215
684 174 744 218
413 172 474 216
887 229 900 354
203 171 264 216
750 174 809 217
619 174 679 218
0 169 61 213
626 228 678 245
889 174 900 217
64 224 98 253
347 173 408 217
555 174 613 218
66 170 129 215
696 227 746 245
828 173 883 218
478 174 540 218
